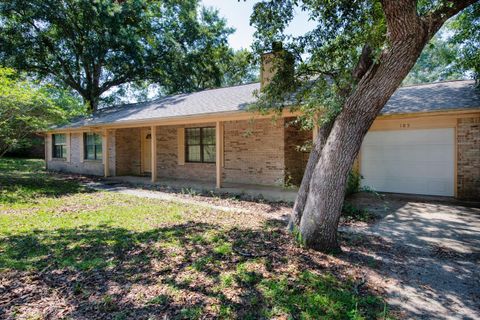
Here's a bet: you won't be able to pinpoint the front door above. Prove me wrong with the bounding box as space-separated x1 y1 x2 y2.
142 129 152 173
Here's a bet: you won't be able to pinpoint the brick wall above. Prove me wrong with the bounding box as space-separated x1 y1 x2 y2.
115 128 142 176
156 124 216 182
46 120 291 186
223 118 285 186
151 119 286 185
457 117 480 200
47 132 104 176
283 117 312 186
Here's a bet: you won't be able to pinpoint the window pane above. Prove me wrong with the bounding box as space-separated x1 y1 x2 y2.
96 144 103 160
62 146 68 159
53 146 61 158
86 133 95 145
94 133 102 145
202 128 216 145
186 128 200 145
54 134 66 145
203 145 216 163
86 145 95 160
187 145 201 162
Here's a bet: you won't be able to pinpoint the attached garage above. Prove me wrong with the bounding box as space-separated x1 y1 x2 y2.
360 128 455 196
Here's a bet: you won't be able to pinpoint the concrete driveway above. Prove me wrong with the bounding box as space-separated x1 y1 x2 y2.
349 194 480 320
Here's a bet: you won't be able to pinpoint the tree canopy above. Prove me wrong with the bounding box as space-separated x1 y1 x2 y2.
405 3 480 85
403 32 463 85
251 0 478 127
0 0 249 112
0 67 83 157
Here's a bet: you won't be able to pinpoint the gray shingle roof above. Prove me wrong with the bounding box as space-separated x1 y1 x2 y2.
58 82 260 129
57 80 479 130
382 80 480 115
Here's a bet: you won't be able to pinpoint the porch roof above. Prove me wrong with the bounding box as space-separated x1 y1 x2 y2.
53 80 479 130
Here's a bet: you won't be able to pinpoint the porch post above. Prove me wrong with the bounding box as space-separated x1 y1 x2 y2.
44 134 48 170
151 125 157 183
103 128 109 177
216 121 223 189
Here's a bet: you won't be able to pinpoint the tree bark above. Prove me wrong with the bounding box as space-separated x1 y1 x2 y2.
288 121 333 231
293 0 477 252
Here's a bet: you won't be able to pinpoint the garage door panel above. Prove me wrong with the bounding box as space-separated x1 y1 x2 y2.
364 129 454 145
362 145 453 163
360 129 454 197
374 160 452 175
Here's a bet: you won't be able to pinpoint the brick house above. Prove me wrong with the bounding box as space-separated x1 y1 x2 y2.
44 78 480 200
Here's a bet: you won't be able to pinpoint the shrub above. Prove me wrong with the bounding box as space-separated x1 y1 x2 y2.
345 169 361 196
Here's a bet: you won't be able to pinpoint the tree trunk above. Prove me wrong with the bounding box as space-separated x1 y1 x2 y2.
83 92 99 113
288 121 333 231
296 10 431 252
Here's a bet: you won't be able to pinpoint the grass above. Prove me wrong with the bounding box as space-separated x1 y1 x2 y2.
0 158 391 319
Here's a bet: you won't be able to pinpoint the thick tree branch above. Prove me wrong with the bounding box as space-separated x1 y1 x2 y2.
423 0 479 37
381 0 423 42
352 44 373 81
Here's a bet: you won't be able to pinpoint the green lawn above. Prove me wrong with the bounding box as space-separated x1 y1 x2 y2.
0 158 390 319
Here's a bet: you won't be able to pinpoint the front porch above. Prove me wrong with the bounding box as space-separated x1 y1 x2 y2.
102 117 313 195
106 175 298 202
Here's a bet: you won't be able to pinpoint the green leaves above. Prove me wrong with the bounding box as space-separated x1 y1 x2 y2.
449 2 480 83
0 67 82 156
250 0 478 127
0 0 243 111
250 0 388 125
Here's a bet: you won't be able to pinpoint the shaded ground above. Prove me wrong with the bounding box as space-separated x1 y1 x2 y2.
2 158 478 319
0 158 389 319
345 193 480 320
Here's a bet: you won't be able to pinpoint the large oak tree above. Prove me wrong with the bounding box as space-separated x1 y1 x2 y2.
251 0 479 252
0 0 235 112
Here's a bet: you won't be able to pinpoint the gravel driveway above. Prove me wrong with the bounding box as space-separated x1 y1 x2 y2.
348 194 480 320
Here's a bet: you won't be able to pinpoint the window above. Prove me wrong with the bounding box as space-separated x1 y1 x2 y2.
52 134 67 159
185 127 215 163
84 133 103 160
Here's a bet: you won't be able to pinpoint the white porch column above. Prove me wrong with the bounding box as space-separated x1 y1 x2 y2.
216 121 224 189
151 125 157 183
103 128 109 177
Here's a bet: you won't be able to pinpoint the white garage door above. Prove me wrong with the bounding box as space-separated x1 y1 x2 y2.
360 128 455 196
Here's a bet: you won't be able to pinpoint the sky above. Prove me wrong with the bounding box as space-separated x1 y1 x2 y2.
201 0 316 50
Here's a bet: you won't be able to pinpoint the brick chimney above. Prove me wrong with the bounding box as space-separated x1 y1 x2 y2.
260 42 294 89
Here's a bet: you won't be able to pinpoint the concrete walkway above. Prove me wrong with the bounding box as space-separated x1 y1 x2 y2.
104 176 298 202
349 195 480 319
83 180 254 214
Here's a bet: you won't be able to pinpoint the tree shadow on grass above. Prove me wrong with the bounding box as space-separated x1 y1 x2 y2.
0 221 388 319
0 158 92 204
